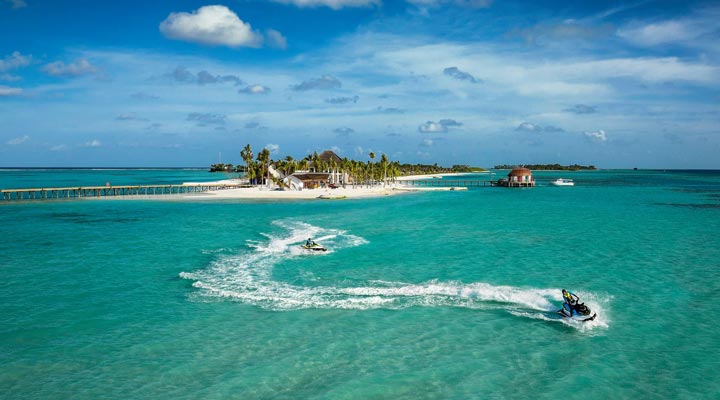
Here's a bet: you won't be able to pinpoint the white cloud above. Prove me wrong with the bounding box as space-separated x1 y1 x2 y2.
418 121 445 133
272 0 378 10
159 5 263 48
515 122 543 132
238 84 271 94
584 129 607 142
42 59 97 77
83 139 102 148
0 85 22 96
50 144 69 152
0 51 32 72
265 143 280 153
6 135 29 145
617 9 720 48
418 119 462 133
266 29 288 49
566 58 719 84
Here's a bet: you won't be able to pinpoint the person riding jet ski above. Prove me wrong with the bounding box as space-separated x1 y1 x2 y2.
558 289 596 321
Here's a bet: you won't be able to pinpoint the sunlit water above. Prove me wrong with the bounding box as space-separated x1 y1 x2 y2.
1 169 719 399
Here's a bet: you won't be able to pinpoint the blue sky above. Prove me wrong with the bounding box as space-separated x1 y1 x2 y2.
1 0 719 168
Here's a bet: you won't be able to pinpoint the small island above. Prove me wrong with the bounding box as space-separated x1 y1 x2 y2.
209 145 486 182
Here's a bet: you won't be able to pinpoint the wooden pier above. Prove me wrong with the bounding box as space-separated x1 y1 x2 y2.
399 179 495 188
1 183 243 201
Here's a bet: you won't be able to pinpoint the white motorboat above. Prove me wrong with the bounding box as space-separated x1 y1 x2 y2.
550 178 575 186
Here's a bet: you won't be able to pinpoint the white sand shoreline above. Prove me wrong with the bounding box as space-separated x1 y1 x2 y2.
171 172 473 201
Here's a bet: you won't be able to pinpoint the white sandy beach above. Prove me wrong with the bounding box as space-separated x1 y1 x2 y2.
179 173 470 200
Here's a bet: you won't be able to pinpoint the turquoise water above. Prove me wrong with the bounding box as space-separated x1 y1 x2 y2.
1 169 719 399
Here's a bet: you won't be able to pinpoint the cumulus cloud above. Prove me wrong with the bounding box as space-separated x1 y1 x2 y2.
443 66 480 83
271 0 379 10
291 75 341 91
418 121 445 133
0 85 22 96
0 51 32 73
515 122 543 132
160 5 263 48
420 138 434 147
186 112 226 125
584 129 607 142
83 139 102 148
418 119 462 133
167 66 242 85
42 59 97 77
326 96 358 104
238 84 271 94
334 127 355 136
564 104 596 114
265 143 279 153
266 29 287 49
6 135 29 145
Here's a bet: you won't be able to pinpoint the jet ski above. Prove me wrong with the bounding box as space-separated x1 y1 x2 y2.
557 301 596 322
557 289 596 322
300 243 327 252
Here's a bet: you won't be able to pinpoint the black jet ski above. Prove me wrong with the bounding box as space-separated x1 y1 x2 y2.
557 301 596 322
300 243 327 252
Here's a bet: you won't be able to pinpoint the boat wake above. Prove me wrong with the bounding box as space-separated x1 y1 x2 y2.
180 220 609 330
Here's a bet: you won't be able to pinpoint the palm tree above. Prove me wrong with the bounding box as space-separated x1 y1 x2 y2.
284 155 296 176
257 148 271 187
380 153 388 187
311 151 319 172
368 151 375 185
240 144 253 183
246 160 257 185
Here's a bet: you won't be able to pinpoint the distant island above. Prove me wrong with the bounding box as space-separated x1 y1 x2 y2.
493 164 597 171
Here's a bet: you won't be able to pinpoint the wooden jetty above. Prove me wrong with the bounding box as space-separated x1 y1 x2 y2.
399 179 495 188
1 183 243 201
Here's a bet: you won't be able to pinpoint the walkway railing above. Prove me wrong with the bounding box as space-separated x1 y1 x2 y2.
398 180 494 187
1 183 243 201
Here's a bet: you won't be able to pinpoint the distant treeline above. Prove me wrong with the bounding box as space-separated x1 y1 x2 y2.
396 164 487 175
209 163 236 172
493 164 597 171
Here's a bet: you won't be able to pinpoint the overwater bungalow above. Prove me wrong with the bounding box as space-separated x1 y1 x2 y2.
496 167 535 187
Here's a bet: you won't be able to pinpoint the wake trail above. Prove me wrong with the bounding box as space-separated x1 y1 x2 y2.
180 219 610 330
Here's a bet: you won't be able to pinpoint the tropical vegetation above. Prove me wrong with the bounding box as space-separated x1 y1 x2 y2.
493 164 597 171
208 144 487 187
